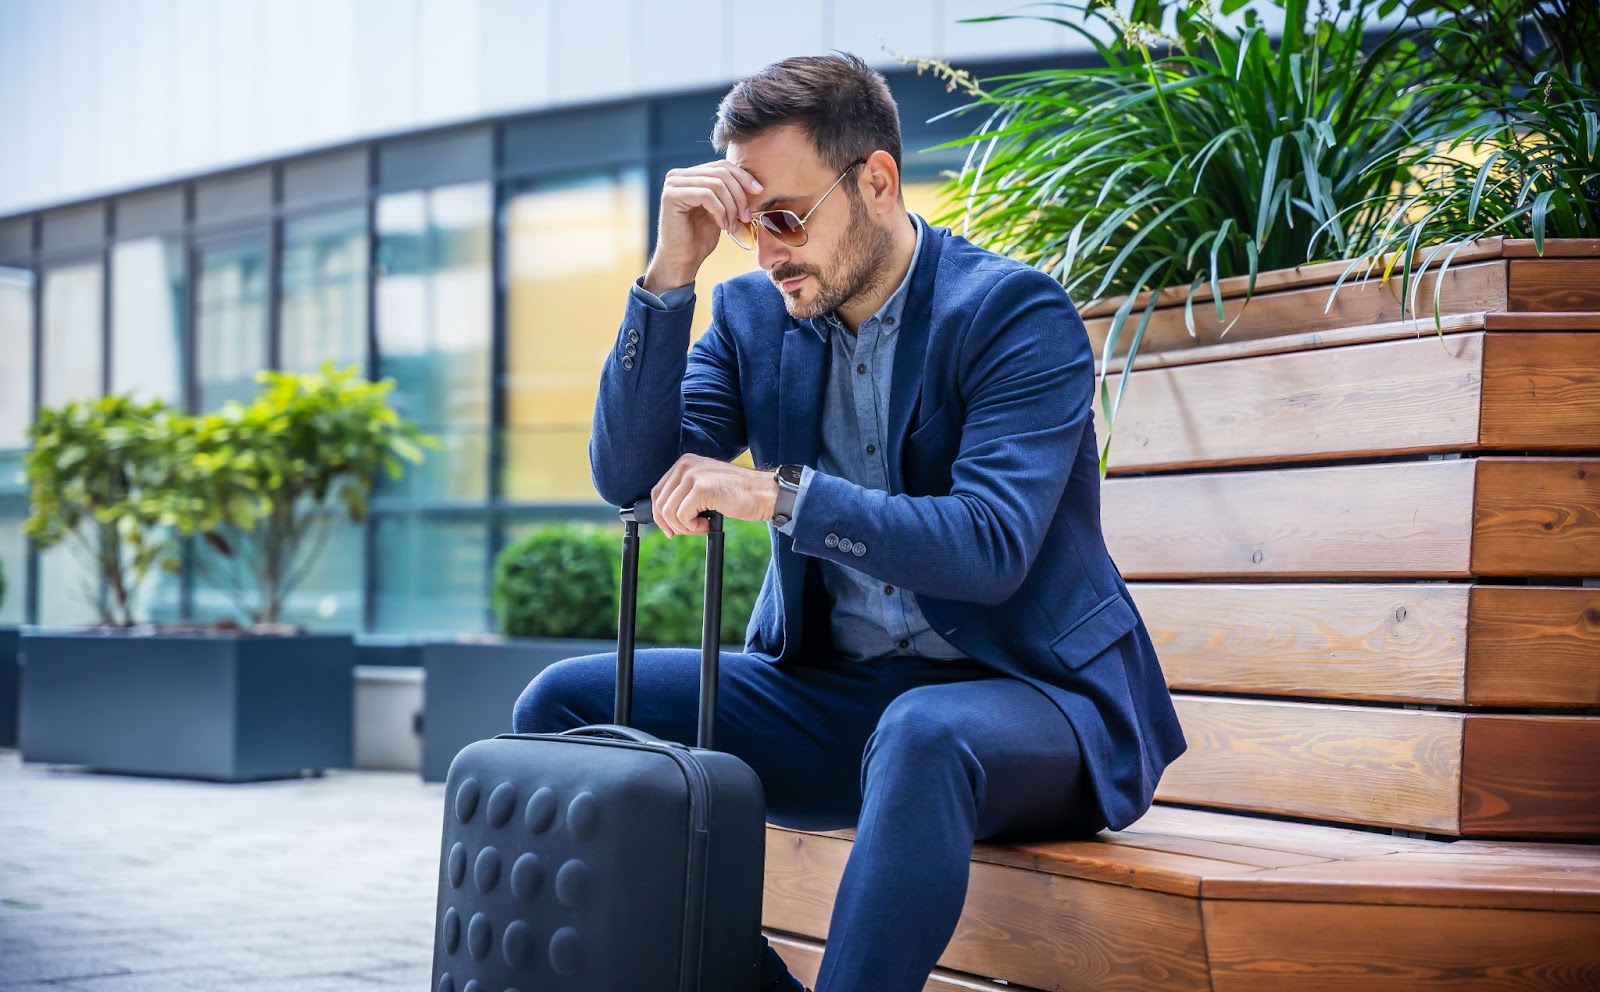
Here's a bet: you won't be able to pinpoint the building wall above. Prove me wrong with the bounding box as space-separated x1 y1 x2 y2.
0 0 1092 217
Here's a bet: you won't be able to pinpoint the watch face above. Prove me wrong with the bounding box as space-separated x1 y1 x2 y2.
778 464 803 486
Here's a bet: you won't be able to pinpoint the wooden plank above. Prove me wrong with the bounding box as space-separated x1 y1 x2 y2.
1461 715 1600 839
1203 851 1600 912
1125 805 1443 860
1467 586 1600 707
1480 333 1600 448
1135 583 1470 704
1104 459 1477 579
1484 311 1600 330
1470 458 1600 577
1204 900 1600 992
763 933 1049 992
1508 259 1600 311
1502 238 1600 258
1085 259 1506 362
972 836 1267 898
1098 333 1484 473
1081 239 1508 316
1158 697 1464 833
763 827 1213 991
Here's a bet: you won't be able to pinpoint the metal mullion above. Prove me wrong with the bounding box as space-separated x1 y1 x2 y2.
24 217 41 626
179 184 198 621
486 125 510 609
267 167 284 371
361 147 381 635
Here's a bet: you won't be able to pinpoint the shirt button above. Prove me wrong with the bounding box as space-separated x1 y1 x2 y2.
897 639 910 650
886 316 896 326
883 585 894 595
865 444 876 455
856 363 867 375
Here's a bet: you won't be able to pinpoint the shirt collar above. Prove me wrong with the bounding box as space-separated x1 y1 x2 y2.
812 213 926 343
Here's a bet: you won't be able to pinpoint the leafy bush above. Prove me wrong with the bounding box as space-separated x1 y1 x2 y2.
24 396 192 627
493 523 618 640
492 517 772 646
0 552 7 616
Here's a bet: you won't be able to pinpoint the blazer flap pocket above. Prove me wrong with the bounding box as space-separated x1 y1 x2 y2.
1050 595 1138 668
907 402 952 449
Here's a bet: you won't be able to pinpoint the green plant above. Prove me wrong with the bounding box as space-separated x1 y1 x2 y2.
639 519 771 646
188 364 432 628
0 552 8 616
1328 65 1598 318
915 0 1474 463
493 523 619 639
23 396 190 627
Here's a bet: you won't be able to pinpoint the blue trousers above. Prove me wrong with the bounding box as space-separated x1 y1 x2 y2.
511 649 1103 992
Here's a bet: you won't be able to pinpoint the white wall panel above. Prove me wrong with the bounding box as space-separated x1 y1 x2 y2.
0 0 1094 217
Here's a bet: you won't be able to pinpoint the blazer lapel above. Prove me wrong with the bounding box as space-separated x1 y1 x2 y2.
778 319 829 468
886 225 946 491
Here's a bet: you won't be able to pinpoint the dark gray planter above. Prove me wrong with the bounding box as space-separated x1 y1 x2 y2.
0 627 18 749
420 637 613 783
18 630 354 780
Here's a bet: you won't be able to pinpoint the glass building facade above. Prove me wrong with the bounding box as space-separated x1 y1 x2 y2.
0 64 1028 637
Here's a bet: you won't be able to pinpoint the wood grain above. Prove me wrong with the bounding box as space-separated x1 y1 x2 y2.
1501 238 1600 258
1203 849 1600 912
1470 458 1600 577
1104 460 1477 579
763 827 1213 991
1203 900 1600 992
1508 259 1600 311
1480 333 1600 447
1134 583 1470 703
1122 805 1442 860
1098 333 1484 473
971 836 1265 898
1467 586 1600 707
1158 697 1465 833
1461 715 1600 839
763 933 1049 992
1086 259 1506 362
1484 311 1600 330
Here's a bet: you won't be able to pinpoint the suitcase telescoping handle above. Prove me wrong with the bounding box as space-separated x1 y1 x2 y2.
618 499 724 749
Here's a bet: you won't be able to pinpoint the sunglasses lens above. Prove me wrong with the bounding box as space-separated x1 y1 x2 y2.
758 211 807 246
727 224 753 250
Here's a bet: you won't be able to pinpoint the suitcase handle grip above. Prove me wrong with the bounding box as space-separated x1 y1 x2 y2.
616 500 725 749
560 724 660 746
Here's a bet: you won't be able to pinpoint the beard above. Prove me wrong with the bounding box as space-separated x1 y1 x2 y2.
771 195 896 322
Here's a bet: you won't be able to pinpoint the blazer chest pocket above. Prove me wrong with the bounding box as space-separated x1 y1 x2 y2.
1050 595 1138 669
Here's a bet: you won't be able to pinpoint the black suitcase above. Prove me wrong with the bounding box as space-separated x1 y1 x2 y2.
431 502 767 992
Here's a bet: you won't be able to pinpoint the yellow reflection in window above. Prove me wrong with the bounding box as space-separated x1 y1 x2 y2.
504 170 648 502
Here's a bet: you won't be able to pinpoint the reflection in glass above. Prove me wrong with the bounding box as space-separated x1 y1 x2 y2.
0 266 34 448
371 512 489 635
281 208 368 374
503 170 646 503
40 261 104 408
196 238 269 411
278 518 365 631
375 182 492 501
111 237 186 404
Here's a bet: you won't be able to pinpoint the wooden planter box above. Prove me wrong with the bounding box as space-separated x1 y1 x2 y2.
1088 238 1600 840
18 630 354 781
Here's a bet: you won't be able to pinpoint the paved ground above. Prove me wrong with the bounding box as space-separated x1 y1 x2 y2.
0 750 445 991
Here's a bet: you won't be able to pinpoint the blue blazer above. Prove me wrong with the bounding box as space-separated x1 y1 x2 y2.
591 223 1185 830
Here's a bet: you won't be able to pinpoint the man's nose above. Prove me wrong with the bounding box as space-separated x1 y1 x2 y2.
755 228 789 270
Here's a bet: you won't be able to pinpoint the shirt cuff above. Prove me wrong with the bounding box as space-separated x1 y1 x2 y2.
775 465 816 536
631 277 695 312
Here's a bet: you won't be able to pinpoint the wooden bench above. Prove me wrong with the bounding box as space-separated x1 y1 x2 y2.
762 239 1600 990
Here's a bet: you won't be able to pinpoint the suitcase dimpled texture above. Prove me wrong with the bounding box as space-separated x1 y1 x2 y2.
432 504 767 992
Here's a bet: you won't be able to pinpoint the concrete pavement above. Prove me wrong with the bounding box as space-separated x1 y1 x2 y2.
0 750 446 991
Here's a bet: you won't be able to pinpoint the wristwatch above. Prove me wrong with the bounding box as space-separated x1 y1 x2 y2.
771 464 803 527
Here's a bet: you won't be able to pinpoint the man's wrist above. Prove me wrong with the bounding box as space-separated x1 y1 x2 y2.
642 260 697 296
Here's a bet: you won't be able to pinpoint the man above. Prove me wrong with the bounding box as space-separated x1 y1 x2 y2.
513 53 1186 992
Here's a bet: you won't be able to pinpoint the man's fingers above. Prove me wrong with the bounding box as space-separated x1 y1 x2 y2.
673 176 746 231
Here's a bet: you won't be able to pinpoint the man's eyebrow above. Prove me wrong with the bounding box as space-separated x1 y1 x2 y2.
755 193 799 212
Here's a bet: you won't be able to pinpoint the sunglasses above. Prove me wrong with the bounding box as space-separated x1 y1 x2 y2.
727 159 867 251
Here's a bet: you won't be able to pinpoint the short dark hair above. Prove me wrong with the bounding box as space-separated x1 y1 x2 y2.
711 53 903 174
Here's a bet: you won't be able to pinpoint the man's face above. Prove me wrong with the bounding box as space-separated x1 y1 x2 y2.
725 126 895 321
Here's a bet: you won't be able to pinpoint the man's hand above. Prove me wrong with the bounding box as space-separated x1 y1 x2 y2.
650 454 778 537
643 160 763 295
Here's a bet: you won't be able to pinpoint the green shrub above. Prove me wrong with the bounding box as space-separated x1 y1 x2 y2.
493 516 772 646
0 553 7 616
492 523 619 640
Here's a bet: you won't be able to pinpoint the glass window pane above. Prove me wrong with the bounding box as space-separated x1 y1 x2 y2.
279 518 364 631
111 237 186 404
35 539 101 629
0 266 34 447
40 261 104 408
371 513 488 636
281 207 369 375
376 182 492 501
196 237 269 411
504 169 647 503
0 452 27 625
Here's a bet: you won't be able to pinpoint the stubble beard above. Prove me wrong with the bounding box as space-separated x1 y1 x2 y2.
776 196 895 323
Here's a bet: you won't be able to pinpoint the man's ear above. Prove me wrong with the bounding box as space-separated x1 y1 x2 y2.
860 149 901 212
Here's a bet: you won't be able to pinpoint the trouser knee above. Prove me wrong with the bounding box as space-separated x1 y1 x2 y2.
510 657 599 734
